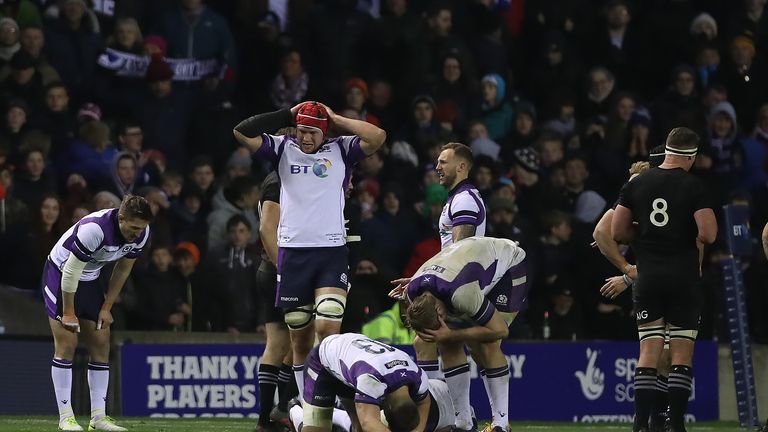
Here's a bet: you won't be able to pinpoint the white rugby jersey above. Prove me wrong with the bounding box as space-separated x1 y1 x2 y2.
439 180 486 248
406 237 526 321
318 333 429 405
257 134 365 247
49 208 150 281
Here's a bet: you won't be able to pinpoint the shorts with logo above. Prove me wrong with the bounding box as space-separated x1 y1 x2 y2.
257 260 284 324
634 254 701 329
276 246 349 309
42 259 105 322
487 259 530 313
303 346 354 408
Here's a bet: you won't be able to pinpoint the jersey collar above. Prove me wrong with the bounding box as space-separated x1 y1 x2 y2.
448 178 472 197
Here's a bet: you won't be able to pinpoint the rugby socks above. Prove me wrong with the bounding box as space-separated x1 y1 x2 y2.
418 360 444 381
332 407 353 431
668 365 694 432
51 358 74 420
479 369 494 413
485 366 510 428
87 361 110 420
277 363 293 411
649 375 669 429
293 364 305 401
444 363 473 430
258 363 280 425
634 367 657 430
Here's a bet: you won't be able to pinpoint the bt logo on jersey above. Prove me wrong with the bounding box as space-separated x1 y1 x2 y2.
290 158 333 178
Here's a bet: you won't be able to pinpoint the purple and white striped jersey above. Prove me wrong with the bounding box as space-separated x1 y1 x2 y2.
317 333 429 405
256 134 366 248
48 208 150 281
439 179 486 249
406 237 527 323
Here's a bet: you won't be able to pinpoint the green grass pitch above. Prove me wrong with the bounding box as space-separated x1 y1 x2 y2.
0 417 752 432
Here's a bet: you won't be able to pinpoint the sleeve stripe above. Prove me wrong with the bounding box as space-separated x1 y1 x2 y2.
472 298 495 325
452 210 480 218
74 237 94 255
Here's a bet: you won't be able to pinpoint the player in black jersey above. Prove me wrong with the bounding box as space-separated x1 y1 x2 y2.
612 128 717 432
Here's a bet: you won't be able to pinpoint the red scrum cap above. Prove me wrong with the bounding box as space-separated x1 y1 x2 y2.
295 102 329 136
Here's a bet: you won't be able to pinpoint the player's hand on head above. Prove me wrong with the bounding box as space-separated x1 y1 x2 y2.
290 102 308 117
417 317 451 343
96 309 113 330
60 314 80 333
317 102 336 118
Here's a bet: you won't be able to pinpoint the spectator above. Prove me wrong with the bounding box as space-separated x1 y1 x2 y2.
720 34 768 131
57 120 115 187
30 81 75 145
343 258 392 333
1 51 44 110
117 121 161 187
43 0 102 96
544 287 585 340
342 77 380 126
360 185 420 275
14 25 59 85
13 146 56 207
0 0 42 28
185 155 216 215
652 64 707 139
269 48 308 110
136 56 189 168
133 244 189 331
588 0 644 91
581 66 616 121
0 18 20 65
503 100 538 158
105 151 137 198
0 162 29 227
0 99 29 163
432 53 478 134
479 73 514 141
362 302 415 345
486 195 534 249
95 17 146 118
206 175 259 251
174 241 207 331
206 214 261 334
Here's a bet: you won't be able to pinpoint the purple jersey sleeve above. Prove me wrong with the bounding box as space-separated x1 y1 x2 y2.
338 135 365 164
449 192 483 226
255 134 288 163
69 222 105 261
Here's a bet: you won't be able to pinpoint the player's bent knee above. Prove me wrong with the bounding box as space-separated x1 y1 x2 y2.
638 325 666 342
303 403 333 429
285 305 315 330
315 294 346 322
668 325 698 341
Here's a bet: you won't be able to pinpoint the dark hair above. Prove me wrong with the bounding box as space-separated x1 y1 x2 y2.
119 194 154 222
119 120 142 136
162 169 183 183
406 294 440 332
666 127 699 150
223 176 257 203
116 153 136 166
541 210 570 233
441 142 474 167
384 395 420 432
188 155 214 172
226 214 252 232
44 81 68 95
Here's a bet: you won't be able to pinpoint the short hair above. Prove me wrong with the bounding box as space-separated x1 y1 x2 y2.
383 395 420 432
116 152 136 167
224 176 257 203
628 161 650 177
44 81 68 95
226 214 252 232
189 155 214 172
406 294 440 332
119 194 154 222
119 120 142 136
537 133 563 149
161 169 183 184
541 210 570 233
666 127 699 150
441 142 474 167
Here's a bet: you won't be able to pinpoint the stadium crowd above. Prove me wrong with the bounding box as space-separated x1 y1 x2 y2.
0 0 768 343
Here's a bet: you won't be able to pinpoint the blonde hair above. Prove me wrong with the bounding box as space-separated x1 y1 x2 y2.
628 161 650 177
109 17 143 48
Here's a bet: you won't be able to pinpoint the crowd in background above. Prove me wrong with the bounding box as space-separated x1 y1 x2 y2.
1 0 768 342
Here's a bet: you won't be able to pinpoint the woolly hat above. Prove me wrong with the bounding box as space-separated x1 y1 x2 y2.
513 147 540 173
345 78 368 98
175 241 200 266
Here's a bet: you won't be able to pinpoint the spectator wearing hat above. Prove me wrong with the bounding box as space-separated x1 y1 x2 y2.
478 73 513 141
526 32 583 112
12 26 59 85
512 146 553 220
0 98 29 163
720 34 768 131
0 0 42 28
544 286 586 340
0 50 43 109
174 241 205 330
134 56 190 169
503 100 539 158
342 77 381 127
270 48 309 111
487 195 534 248
43 0 102 97
0 17 20 64
210 148 252 211
690 12 718 44
727 0 768 52
627 107 654 160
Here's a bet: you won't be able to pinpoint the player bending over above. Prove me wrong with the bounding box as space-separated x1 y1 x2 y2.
45 195 152 431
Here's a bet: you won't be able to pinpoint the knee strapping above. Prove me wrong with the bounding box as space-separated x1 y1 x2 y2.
668 325 698 341
284 305 314 330
315 294 346 322
638 325 666 341
303 403 333 428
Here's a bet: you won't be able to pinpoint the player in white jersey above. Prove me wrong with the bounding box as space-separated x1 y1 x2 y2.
288 379 456 432
233 101 386 401
390 237 529 432
301 333 432 432
44 195 152 431
393 142 487 431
